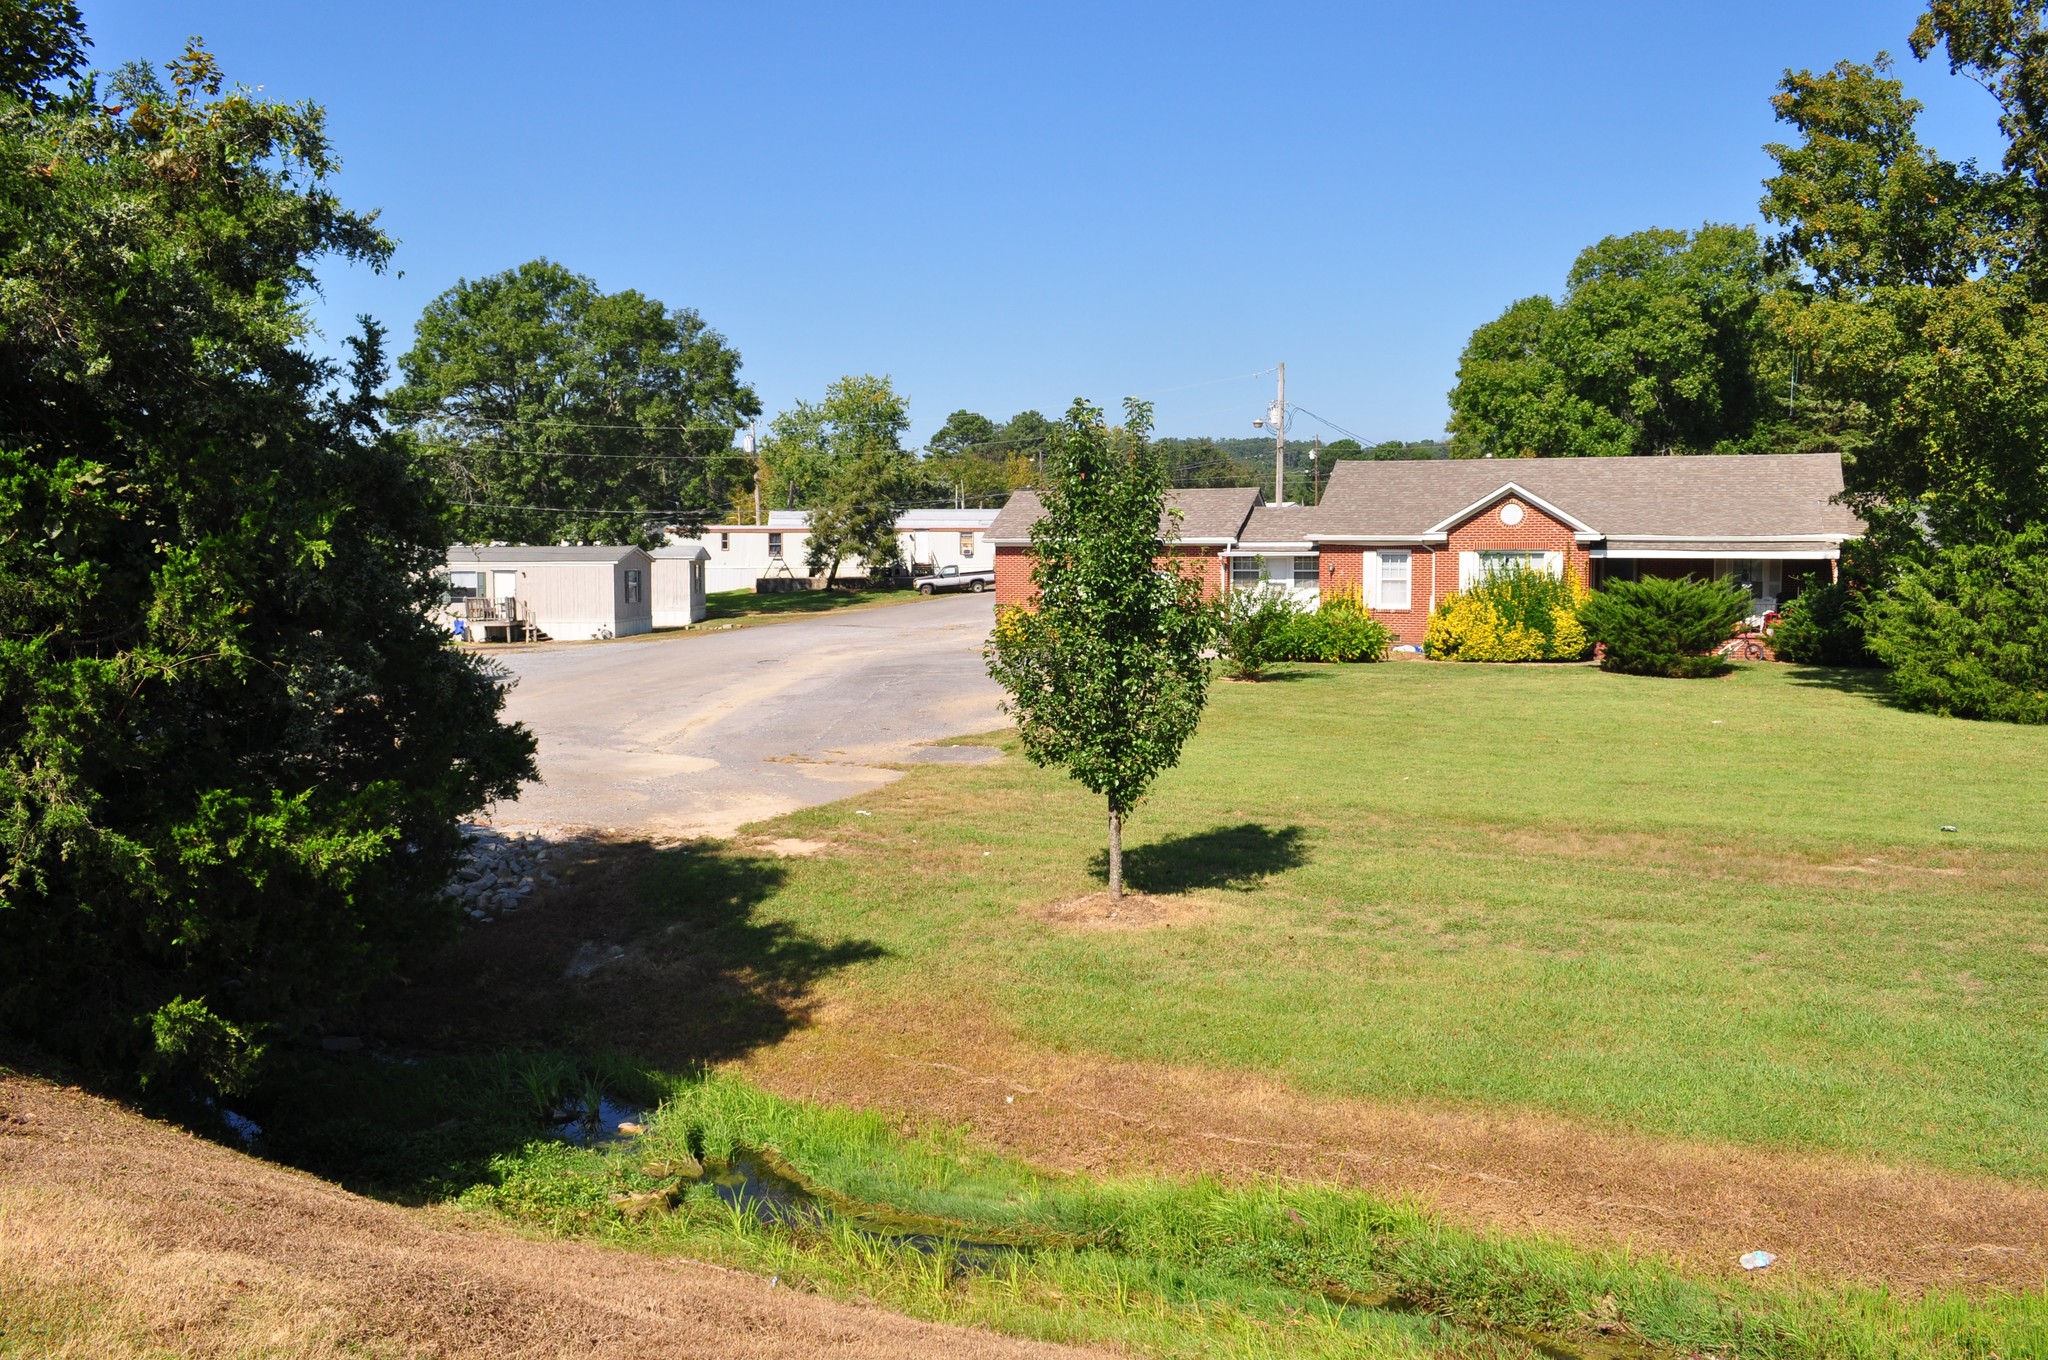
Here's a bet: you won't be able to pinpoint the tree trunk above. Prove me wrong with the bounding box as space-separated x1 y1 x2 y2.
1107 801 1124 902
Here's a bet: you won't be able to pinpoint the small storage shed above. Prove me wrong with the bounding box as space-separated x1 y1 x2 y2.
649 543 709 627
442 545 654 641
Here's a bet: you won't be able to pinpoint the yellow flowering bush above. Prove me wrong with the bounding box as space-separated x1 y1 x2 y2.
1425 562 1591 662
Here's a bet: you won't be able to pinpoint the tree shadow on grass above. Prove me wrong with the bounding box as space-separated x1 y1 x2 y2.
1780 664 1892 702
350 836 881 1069
1091 823 1310 894
241 836 884 1201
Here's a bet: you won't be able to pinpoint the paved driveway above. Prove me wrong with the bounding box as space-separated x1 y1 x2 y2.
485 594 1004 837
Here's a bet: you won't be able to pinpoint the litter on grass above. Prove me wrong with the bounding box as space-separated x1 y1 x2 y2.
1739 1251 1777 1271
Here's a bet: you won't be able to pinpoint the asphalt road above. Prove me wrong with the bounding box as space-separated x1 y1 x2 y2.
485 594 1005 838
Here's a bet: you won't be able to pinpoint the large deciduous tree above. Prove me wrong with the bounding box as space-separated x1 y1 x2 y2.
0 22 535 1093
1448 226 1778 457
392 260 759 546
984 400 1213 901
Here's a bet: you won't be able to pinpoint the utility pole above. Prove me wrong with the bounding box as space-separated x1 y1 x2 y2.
746 419 761 524
1271 362 1286 504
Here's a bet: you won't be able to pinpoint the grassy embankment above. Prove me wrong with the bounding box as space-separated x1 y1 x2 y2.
251 1057 2048 1360
232 660 2048 1358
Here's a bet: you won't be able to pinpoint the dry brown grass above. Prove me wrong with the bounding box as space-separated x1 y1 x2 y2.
1033 891 1211 930
0 1072 1106 1360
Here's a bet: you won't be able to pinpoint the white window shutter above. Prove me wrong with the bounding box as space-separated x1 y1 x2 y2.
1366 551 1381 608
1458 551 1479 590
1543 551 1564 578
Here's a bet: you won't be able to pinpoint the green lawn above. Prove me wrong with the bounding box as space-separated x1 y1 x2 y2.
731 662 2048 1182
702 584 925 624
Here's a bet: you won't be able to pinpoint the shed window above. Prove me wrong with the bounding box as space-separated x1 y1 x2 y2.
768 532 784 557
1376 552 1411 610
623 569 643 604
960 532 975 559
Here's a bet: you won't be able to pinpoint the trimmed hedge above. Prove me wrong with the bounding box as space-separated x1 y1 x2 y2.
1425 563 1589 662
1576 576 1748 677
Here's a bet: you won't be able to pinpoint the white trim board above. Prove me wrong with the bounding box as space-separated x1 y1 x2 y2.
1426 483 1601 536
1593 548 1841 560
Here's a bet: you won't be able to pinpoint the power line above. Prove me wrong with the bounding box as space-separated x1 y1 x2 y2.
1286 404 1380 447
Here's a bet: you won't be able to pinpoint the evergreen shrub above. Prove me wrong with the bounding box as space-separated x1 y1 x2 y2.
1869 526 2048 723
1771 580 1874 666
1425 563 1590 662
1576 576 1748 677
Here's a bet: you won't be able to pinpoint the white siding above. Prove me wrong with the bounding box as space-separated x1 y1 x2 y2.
651 556 706 626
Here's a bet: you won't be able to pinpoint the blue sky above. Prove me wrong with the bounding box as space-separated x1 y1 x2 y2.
83 2 2011 445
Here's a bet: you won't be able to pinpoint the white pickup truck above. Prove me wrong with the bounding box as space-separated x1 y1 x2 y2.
916 564 994 595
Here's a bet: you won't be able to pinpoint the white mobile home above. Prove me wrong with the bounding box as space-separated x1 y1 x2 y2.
680 508 1000 593
441 545 653 641
649 543 709 627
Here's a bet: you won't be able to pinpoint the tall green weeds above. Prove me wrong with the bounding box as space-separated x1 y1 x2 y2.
454 1071 2048 1360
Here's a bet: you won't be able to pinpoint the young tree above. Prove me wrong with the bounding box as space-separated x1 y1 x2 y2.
0 25 535 1094
392 260 759 545
759 374 910 511
805 449 908 585
984 400 1214 901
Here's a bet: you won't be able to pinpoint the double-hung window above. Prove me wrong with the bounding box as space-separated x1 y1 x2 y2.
1230 556 1263 589
1292 555 1320 588
960 532 976 559
444 570 484 599
1376 551 1411 610
767 532 784 558
719 532 730 552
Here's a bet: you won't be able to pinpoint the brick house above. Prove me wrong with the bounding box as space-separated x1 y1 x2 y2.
990 452 1863 645
988 487 1261 605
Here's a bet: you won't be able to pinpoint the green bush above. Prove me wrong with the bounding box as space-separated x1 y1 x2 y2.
1771 580 1874 666
1273 590 1394 663
1424 563 1590 662
1869 525 2048 723
1577 576 1748 677
1217 589 1394 677
1215 587 1300 680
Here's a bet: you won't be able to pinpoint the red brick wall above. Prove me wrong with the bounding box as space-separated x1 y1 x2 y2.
993 544 1224 608
994 545 1034 606
1165 546 1226 600
1442 497 1590 586
1313 497 1588 645
1318 545 1438 645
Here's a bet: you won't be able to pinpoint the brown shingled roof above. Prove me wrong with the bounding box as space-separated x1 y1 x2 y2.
1308 453 1863 542
1235 504 1319 547
986 487 1260 544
